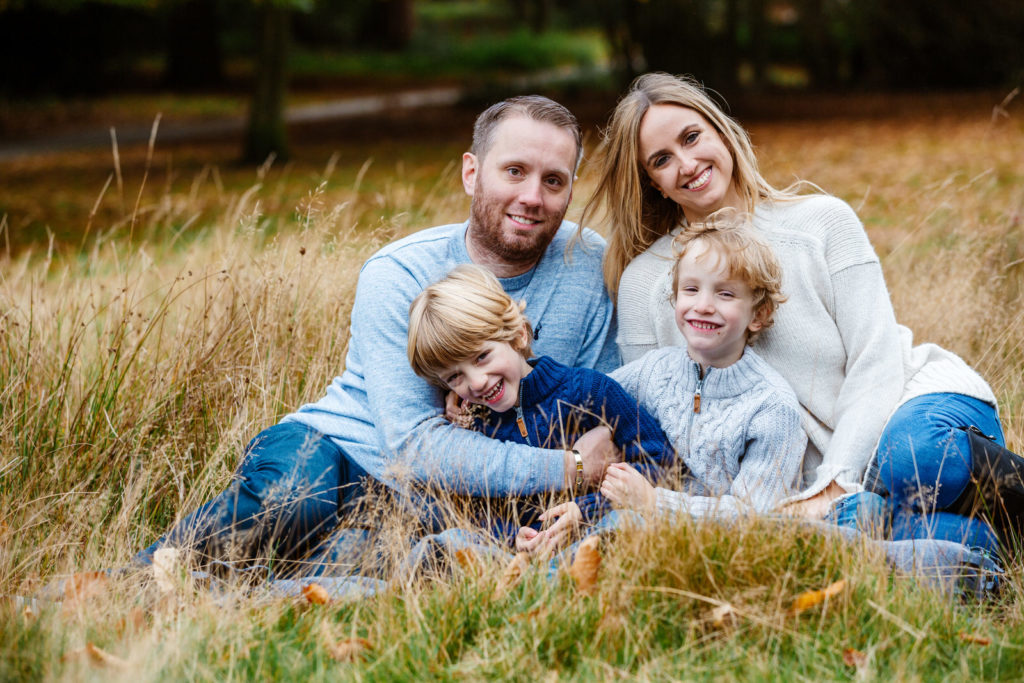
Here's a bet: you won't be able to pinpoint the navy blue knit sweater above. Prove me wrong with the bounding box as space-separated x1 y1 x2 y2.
467 355 677 545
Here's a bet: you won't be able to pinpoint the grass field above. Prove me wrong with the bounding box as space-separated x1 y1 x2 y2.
2 90 1023 680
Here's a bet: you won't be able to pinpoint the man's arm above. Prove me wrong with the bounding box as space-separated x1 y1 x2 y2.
353 257 565 496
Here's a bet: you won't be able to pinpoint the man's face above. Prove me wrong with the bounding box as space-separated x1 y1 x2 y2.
462 116 576 274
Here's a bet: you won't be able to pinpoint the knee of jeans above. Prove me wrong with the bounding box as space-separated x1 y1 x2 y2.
827 492 890 536
876 426 972 505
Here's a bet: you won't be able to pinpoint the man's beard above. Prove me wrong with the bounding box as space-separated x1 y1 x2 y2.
467 188 566 267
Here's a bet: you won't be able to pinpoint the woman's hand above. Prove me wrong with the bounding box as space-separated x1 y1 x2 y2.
514 526 546 554
781 480 846 519
601 462 657 513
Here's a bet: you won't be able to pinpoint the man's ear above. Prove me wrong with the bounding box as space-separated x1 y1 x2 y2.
461 152 478 197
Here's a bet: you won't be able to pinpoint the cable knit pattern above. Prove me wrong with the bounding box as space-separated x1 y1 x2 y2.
610 346 806 516
615 195 997 503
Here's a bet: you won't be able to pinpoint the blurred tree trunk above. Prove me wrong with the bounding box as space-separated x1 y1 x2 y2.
243 3 290 164
798 0 833 89
749 0 767 89
164 0 224 90
373 0 415 50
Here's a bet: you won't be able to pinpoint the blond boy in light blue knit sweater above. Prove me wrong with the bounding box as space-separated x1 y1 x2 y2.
601 218 807 517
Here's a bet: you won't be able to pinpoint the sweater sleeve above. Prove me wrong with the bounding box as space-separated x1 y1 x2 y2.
616 239 676 364
809 261 904 496
589 370 677 473
354 257 566 496
655 401 807 517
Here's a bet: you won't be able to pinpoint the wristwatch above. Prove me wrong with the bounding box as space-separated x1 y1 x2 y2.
571 449 583 493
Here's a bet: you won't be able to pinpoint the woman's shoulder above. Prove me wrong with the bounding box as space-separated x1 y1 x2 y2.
758 193 860 227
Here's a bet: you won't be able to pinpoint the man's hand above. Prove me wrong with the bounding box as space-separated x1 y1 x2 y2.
515 526 546 554
571 425 622 488
538 501 582 552
601 462 657 513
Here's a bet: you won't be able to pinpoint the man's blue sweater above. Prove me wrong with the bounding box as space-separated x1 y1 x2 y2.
466 355 677 545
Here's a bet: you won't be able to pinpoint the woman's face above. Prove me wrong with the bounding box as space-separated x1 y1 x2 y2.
637 104 740 223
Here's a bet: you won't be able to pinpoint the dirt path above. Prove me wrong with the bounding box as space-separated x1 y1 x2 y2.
0 86 466 163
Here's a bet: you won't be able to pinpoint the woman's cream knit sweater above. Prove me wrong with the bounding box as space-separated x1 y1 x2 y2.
615 195 996 502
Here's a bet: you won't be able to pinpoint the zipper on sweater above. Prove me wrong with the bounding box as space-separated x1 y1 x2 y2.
514 379 529 444
693 364 708 414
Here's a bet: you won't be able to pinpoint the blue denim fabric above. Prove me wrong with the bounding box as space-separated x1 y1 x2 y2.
857 393 1004 553
868 393 1004 508
134 423 369 567
828 491 1001 556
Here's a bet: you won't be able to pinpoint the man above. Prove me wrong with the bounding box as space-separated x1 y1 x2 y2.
136 95 621 569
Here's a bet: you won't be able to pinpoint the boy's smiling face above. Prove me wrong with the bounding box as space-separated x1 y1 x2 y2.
674 241 764 369
439 336 533 414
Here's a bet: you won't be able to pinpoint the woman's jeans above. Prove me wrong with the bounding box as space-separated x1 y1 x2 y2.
839 393 1005 554
134 423 369 570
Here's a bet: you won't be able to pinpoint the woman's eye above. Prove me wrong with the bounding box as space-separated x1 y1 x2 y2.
653 155 669 169
685 131 700 144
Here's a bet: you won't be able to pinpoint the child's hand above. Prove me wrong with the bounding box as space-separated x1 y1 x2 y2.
444 391 473 428
537 501 582 552
515 526 545 554
601 462 657 512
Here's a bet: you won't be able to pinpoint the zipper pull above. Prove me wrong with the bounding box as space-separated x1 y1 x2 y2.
693 390 701 414
516 407 528 439
693 363 706 414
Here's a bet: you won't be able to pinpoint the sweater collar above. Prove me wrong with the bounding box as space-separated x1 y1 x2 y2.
684 348 764 398
514 355 561 410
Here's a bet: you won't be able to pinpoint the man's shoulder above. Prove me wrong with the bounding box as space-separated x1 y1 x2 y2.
365 222 465 267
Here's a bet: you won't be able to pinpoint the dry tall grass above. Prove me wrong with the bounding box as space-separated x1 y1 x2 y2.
1 94 1023 679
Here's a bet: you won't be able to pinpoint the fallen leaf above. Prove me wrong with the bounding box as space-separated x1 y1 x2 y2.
86 643 129 669
326 637 374 662
508 607 544 624
454 548 481 575
63 572 108 604
791 579 846 614
22 604 35 621
117 607 146 635
303 583 330 605
569 536 601 595
494 552 531 599
709 603 737 628
959 632 991 646
842 648 867 668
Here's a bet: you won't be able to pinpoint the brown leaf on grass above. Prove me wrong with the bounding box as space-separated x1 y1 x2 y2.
326 637 374 662
569 536 601 595
958 632 991 646
63 572 108 605
302 583 330 605
117 607 147 635
454 548 482 576
493 552 531 599
508 607 544 624
790 579 846 614
63 643 129 669
319 619 373 662
842 648 867 668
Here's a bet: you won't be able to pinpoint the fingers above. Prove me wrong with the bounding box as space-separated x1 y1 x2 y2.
538 501 571 521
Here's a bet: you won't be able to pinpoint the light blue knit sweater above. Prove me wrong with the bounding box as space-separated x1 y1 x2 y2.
610 346 807 516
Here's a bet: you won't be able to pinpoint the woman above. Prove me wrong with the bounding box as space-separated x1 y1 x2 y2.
583 72 1012 553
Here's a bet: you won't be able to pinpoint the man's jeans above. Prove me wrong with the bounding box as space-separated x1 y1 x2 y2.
134 423 369 571
853 392 1005 554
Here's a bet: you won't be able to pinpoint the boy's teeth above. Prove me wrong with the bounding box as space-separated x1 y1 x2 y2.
484 380 503 401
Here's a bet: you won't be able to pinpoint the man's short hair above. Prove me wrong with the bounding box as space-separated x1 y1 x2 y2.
408 264 533 387
471 95 584 172
670 212 786 344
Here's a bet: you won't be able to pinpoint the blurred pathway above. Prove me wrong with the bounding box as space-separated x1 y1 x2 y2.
0 86 464 163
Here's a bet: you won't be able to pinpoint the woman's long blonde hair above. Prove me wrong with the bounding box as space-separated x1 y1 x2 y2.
582 72 801 299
